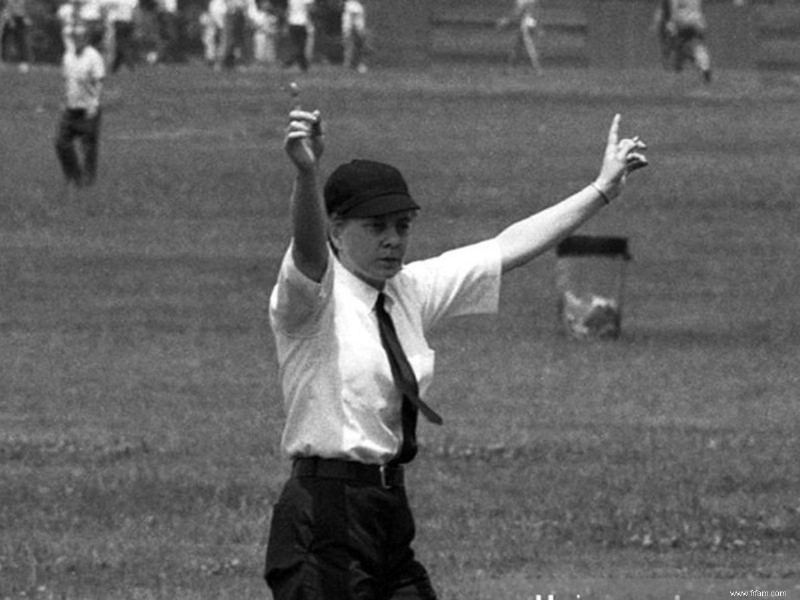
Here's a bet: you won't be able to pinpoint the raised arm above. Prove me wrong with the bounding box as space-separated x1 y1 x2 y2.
495 114 647 273
284 107 327 282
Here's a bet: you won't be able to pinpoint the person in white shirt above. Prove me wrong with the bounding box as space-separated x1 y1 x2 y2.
199 0 225 66
497 0 542 74
218 0 249 68
1 0 33 72
156 0 183 63
341 0 366 72
282 0 311 72
264 100 648 597
103 0 138 72
249 0 278 64
665 0 712 83
55 22 106 190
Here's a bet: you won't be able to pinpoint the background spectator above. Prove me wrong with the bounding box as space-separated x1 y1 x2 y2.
1 0 33 71
55 22 105 192
219 0 250 69
249 0 278 64
341 0 366 72
666 0 712 82
103 0 139 72
282 0 311 71
309 0 340 64
199 0 224 66
497 0 543 74
157 0 184 62
652 0 675 70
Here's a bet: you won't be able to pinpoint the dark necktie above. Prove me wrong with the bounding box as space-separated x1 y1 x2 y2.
375 293 443 463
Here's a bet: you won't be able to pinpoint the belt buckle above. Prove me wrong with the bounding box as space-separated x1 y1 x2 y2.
379 465 390 489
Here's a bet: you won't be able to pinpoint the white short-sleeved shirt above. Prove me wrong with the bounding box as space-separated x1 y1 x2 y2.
207 0 226 28
63 45 106 111
269 239 502 464
103 0 137 23
669 0 706 29
342 0 365 35
286 0 311 27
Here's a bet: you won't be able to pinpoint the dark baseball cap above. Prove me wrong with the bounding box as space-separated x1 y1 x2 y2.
323 159 420 218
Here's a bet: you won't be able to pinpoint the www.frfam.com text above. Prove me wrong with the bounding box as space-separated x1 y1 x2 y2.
526 592 788 600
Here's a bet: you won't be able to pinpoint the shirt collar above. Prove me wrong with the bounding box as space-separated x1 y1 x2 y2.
332 254 384 311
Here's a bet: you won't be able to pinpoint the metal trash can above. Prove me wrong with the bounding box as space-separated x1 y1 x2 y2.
555 235 631 340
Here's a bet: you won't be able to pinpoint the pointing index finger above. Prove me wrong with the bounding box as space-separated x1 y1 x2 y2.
607 113 621 147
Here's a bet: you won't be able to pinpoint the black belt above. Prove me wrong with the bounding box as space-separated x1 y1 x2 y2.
292 457 404 489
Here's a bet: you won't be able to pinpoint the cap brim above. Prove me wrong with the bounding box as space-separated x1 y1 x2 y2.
338 194 420 218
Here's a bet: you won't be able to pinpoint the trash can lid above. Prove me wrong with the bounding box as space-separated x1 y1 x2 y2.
556 235 631 259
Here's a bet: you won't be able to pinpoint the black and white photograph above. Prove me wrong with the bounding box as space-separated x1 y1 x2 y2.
2 0 799 598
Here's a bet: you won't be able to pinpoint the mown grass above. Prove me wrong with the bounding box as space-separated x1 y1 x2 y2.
1 63 799 599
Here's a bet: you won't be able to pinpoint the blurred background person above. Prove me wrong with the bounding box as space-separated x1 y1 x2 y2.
665 0 712 82
496 0 542 75
308 0 342 65
219 0 249 69
652 0 675 70
341 0 366 72
156 0 183 63
199 0 225 66
1 0 33 72
55 22 105 193
103 0 139 72
282 0 311 72
249 0 278 65
134 0 160 63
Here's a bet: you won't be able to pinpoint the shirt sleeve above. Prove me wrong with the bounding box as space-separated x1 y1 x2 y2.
269 242 334 338
401 238 503 332
93 51 107 80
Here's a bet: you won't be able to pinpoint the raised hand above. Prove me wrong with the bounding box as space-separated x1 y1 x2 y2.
285 108 324 172
594 114 648 202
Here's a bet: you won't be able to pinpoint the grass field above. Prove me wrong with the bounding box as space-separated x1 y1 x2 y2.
1 62 799 599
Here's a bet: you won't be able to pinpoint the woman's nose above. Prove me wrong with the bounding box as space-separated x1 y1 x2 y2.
382 228 402 246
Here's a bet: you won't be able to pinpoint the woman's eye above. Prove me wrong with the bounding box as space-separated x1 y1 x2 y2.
367 222 385 233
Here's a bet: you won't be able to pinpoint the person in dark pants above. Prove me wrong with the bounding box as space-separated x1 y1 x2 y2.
665 0 712 82
1 0 33 72
220 0 247 69
652 0 676 70
264 96 648 597
55 24 105 191
107 0 139 72
282 0 310 71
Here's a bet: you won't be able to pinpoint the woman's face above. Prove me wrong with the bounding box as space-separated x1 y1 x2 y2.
330 210 417 289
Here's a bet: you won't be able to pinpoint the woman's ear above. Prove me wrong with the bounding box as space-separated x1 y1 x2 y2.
328 216 344 254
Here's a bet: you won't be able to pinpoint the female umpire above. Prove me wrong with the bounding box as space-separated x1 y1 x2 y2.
264 106 648 599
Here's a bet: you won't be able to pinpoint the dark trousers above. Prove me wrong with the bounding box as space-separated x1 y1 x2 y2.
55 108 102 186
112 21 137 72
2 16 31 63
343 30 366 70
158 10 184 63
672 24 709 72
221 9 246 68
265 474 437 600
284 24 308 71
